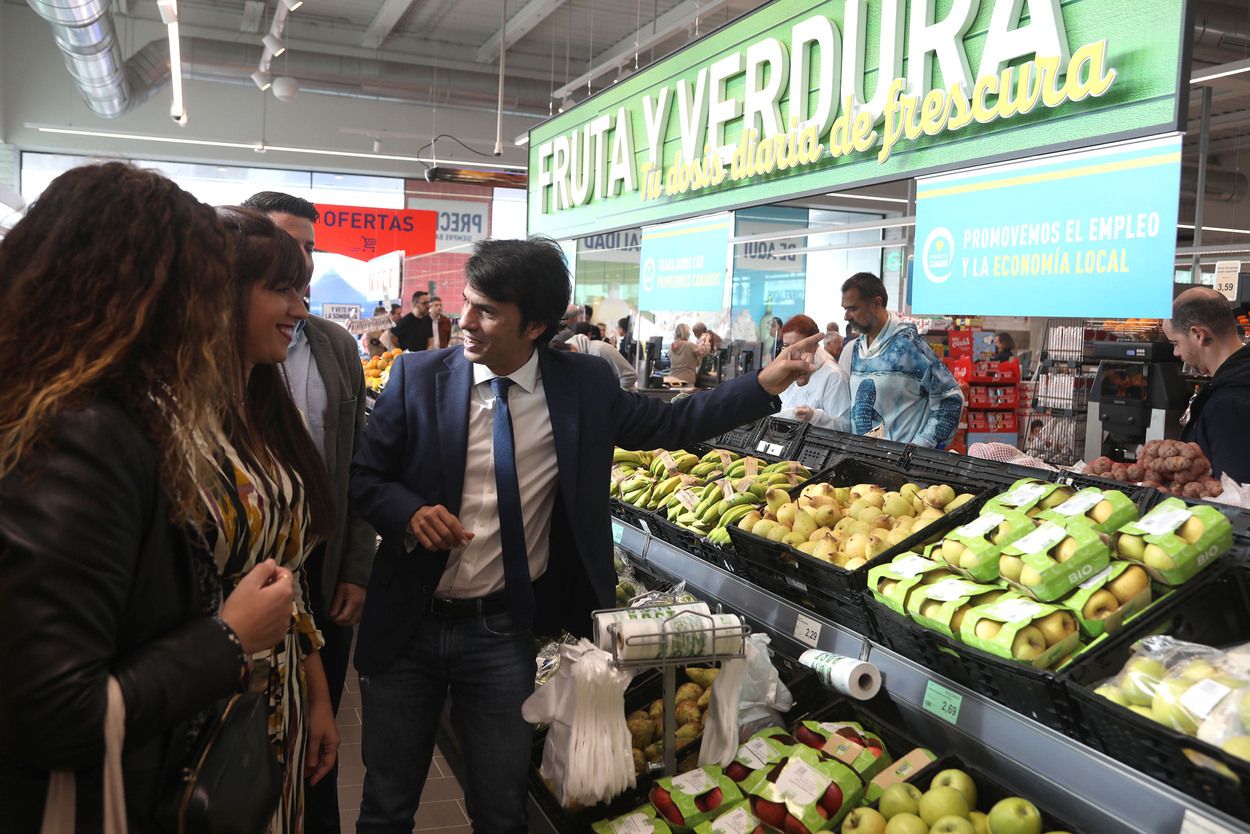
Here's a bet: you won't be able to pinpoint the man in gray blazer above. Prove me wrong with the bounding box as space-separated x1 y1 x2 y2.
245 191 376 834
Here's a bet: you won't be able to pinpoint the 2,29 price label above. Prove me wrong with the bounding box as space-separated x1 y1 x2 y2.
794 613 822 648
923 680 963 726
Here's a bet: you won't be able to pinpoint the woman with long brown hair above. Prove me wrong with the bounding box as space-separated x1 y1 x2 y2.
0 163 296 831
208 206 339 834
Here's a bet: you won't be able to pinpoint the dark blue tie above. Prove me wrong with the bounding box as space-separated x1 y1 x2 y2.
490 377 534 627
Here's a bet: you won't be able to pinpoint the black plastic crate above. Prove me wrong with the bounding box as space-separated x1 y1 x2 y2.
868 753 1086 833
866 596 1078 736
704 419 762 456
748 416 807 462
726 458 990 636
647 514 743 575
1049 470 1161 513
1065 561 1250 821
793 426 856 473
836 434 915 470
609 498 654 533
909 448 1048 490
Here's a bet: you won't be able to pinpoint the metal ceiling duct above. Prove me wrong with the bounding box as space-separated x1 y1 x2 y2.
26 0 130 118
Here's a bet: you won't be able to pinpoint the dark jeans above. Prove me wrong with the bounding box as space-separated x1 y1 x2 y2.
356 610 535 834
304 546 355 834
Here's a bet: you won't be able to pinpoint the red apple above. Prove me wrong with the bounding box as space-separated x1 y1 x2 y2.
814 803 829 819
649 786 684 825
865 743 885 759
834 726 868 746
694 787 724 812
725 761 753 782
752 797 787 828
820 781 844 814
783 812 811 834
794 725 827 749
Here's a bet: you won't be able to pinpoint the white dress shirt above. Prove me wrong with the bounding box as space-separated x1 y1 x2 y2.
435 349 560 598
280 320 329 462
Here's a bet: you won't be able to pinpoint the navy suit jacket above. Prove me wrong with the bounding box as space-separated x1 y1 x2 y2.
349 346 779 675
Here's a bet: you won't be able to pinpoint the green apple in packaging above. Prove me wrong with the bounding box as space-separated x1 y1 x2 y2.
905 577 1007 640
739 745 864 831
1054 560 1153 639
960 595 1081 669
932 507 1036 581
1038 486 1138 534
864 748 938 804
1113 498 1232 586
998 519 1110 602
649 766 743 830
984 478 1075 518
867 553 956 615
592 804 675 834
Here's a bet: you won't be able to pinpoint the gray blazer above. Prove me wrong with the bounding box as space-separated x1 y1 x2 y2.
304 315 376 603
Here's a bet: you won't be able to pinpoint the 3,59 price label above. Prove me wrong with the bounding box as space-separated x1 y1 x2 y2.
611 521 624 544
923 680 963 725
794 613 822 648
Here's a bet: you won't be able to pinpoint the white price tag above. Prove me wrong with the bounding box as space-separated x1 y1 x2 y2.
997 482 1049 507
711 806 760 834
1011 522 1068 556
1181 808 1242 834
740 737 778 768
610 813 656 834
671 767 716 795
892 554 936 577
1213 261 1241 302
1180 679 1234 720
1053 490 1105 517
924 579 982 602
982 597 1046 622
775 757 831 805
1079 566 1114 590
956 512 1006 539
1136 506 1193 536
794 613 822 647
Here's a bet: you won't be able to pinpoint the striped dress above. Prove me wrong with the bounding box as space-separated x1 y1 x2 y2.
198 436 322 834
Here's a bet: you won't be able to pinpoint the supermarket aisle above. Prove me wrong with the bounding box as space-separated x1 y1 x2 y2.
335 667 472 834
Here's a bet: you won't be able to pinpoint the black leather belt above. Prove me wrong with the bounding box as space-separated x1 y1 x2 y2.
427 592 509 618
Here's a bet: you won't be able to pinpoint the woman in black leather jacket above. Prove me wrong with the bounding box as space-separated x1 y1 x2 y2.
0 163 297 832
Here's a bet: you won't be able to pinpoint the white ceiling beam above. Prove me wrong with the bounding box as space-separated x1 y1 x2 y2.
362 0 419 49
552 0 733 100
476 0 567 64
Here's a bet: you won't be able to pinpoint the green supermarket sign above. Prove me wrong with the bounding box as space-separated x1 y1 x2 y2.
526 0 1188 240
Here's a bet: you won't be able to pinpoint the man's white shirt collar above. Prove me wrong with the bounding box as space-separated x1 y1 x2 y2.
472 348 541 394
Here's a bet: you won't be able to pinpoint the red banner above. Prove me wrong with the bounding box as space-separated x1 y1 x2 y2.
314 204 437 261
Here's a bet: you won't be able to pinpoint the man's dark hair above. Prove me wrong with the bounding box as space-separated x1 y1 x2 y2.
618 316 631 332
574 322 601 340
465 237 570 346
581 304 593 320
1172 288 1236 337
241 191 319 223
411 290 429 304
841 272 888 307
390 303 401 313
1030 419 1044 431
430 295 442 303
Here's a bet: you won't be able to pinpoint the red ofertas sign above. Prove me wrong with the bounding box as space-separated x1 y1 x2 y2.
314 204 437 261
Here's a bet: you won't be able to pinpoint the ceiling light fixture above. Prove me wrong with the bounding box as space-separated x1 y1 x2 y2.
425 166 527 187
29 124 529 170
281 0 303 11
156 0 186 125
514 133 530 146
1190 58 1250 85
263 33 285 56
1179 223 1250 236
251 70 272 90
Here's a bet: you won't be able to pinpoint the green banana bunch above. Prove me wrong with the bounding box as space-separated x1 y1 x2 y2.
648 450 699 478
612 448 650 466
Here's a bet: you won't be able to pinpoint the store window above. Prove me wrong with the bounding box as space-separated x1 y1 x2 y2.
730 206 809 349
574 229 641 338
804 208 887 324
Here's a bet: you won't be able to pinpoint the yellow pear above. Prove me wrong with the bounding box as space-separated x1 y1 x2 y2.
776 502 799 529
738 510 762 530
782 531 808 547
844 556 868 570
998 555 1025 582
1143 543 1176 571
1116 533 1146 559
1019 565 1044 586
974 620 1002 640
1055 537 1079 562
940 539 966 566
1089 500 1115 525
1178 517 1205 544
765 487 790 515
844 532 870 560
792 509 818 540
947 492 976 511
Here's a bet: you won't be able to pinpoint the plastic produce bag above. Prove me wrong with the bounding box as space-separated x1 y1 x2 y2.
522 639 637 808
735 634 793 741
629 580 699 608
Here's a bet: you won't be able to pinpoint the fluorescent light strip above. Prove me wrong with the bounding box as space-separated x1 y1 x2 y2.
820 192 910 204
31 126 527 170
1179 223 1250 236
1191 59 1250 84
156 0 185 123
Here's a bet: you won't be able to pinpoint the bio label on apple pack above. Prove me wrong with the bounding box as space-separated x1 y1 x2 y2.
1180 679 1235 720
609 813 656 834
1135 506 1193 536
996 482 1049 508
1012 521 1068 555
956 512 1006 539
982 597 1047 623
1053 490 1105 516
740 738 777 768
923 578 986 602
707 805 758 834
775 757 830 805
672 768 717 795
893 554 937 577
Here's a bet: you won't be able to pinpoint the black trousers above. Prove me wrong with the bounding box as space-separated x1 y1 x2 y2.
304 543 356 834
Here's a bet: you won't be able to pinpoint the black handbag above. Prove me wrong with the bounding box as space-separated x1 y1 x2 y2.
158 690 281 834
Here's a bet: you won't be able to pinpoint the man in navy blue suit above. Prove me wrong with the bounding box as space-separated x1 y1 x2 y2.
349 237 821 833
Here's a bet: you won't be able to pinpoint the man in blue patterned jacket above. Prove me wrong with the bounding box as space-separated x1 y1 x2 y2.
841 272 964 448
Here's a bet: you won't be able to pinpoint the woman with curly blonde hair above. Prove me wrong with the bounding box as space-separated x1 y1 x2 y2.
0 163 296 832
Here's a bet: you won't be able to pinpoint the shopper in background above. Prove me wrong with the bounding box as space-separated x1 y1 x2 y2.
568 331 638 389
597 322 609 341
391 290 432 351
842 272 964 447
667 322 700 385
348 236 821 834
215 207 342 833
1164 287 1250 482
364 305 392 357
0 163 294 832
776 315 850 430
824 322 844 360
573 321 601 340
991 332 1016 362
429 296 452 350
839 322 859 379
389 303 402 324
692 321 722 355
244 190 377 834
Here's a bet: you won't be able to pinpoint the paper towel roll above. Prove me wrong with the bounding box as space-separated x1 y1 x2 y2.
799 649 882 700
592 603 710 651
613 612 745 661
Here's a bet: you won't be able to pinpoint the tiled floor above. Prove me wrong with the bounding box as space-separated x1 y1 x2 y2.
335 669 472 834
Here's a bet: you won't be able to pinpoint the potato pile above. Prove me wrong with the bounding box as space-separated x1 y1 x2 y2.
1086 439 1222 499
627 667 718 774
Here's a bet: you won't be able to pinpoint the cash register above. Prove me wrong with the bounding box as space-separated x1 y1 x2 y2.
1083 341 1190 461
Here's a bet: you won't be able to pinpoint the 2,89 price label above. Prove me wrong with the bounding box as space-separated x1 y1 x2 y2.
923 680 963 726
794 613 822 648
